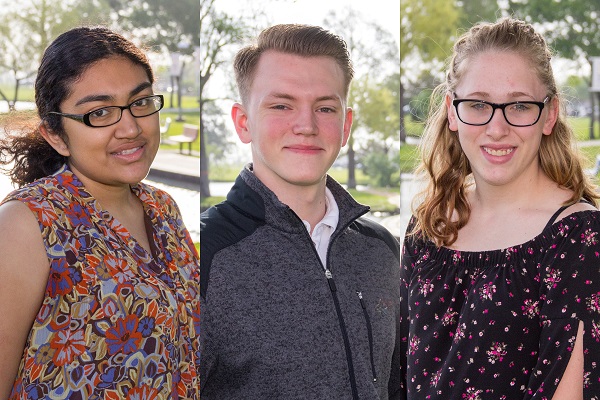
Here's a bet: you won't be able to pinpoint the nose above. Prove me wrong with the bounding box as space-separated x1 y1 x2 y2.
292 107 317 135
115 108 142 138
485 107 509 139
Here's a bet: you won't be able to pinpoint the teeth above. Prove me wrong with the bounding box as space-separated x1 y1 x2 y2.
116 147 141 155
484 147 513 156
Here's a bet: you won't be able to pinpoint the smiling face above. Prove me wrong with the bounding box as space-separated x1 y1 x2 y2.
42 56 160 193
231 50 352 195
447 50 558 188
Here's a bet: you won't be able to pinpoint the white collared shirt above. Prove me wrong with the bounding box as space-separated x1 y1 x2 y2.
302 188 339 267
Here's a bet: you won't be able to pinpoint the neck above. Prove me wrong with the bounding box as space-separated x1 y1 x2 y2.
471 169 558 211
282 185 328 230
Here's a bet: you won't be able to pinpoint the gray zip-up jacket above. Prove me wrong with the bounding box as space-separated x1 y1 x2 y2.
200 165 403 399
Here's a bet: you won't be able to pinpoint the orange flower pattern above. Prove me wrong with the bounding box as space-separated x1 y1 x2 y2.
3 165 200 399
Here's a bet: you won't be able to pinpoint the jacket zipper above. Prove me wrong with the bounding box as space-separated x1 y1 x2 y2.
357 291 378 383
325 268 360 400
288 205 368 400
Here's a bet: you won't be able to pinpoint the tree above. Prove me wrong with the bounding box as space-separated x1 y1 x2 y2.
0 0 104 109
109 0 200 52
400 0 460 142
354 75 401 187
506 0 600 138
199 0 256 197
107 0 201 121
323 8 399 189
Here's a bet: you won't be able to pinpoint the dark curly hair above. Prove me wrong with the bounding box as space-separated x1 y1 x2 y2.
0 26 154 187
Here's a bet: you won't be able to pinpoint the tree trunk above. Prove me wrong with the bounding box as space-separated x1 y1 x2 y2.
400 81 407 143
591 91 596 140
200 101 211 198
347 134 356 189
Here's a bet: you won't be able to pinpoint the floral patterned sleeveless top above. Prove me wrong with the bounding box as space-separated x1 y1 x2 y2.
3 165 200 399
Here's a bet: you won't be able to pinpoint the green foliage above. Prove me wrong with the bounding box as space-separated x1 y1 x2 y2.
108 0 200 52
506 0 600 63
400 0 460 67
362 152 400 188
408 89 433 122
352 76 400 142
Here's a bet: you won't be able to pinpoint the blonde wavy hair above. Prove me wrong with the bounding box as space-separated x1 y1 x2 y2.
411 17 599 247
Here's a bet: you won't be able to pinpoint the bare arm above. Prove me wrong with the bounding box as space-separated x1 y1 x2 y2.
0 201 49 398
551 321 584 400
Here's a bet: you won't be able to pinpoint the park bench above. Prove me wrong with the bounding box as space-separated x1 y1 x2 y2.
160 117 172 143
169 124 199 155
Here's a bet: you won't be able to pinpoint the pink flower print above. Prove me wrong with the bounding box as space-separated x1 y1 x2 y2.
452 251 461 264
544 268 561 290
521 299 540 319
462 387 483 399
50 329 86 366
479 282 496 301
486 342 507 364
419 278 434 296
586 292 600 314
430 369 442 387
441 310 458 326
581 228 598 246
591 320 600 342
409 335 421 355
453 323 466 343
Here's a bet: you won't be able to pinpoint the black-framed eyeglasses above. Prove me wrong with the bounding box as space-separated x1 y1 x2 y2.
48 94 164 128
452 93 550 127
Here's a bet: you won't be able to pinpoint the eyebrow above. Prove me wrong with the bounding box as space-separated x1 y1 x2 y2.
462 91 534 100
267 92 341 103
74 82 153 106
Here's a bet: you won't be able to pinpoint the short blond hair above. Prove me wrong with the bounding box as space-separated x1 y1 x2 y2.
233 24 354 105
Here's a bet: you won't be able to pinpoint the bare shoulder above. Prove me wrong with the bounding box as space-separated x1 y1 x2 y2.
0 200 49 397
0 200 49 279
0 200 45 240
554 201 598 222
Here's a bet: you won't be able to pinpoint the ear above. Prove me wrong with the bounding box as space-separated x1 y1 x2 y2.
39 122 70 157
446 92 459 131
231 102 252 144
341 107 353 146
542 96 559 136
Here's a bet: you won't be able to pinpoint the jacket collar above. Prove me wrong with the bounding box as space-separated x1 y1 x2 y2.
227 163 369 234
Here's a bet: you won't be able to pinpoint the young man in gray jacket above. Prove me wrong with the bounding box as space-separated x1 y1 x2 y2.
200 24 403 399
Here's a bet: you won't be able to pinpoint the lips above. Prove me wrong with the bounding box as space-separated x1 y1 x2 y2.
285 144 323 152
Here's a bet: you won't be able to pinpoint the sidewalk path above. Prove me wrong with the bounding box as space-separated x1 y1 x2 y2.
148 148 200 186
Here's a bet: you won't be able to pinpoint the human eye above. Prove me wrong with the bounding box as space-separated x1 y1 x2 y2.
270 104 289 110
317 106 336 113
88 107 113 119
131 96 152 109
467 101 489 112
509 102 533 113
